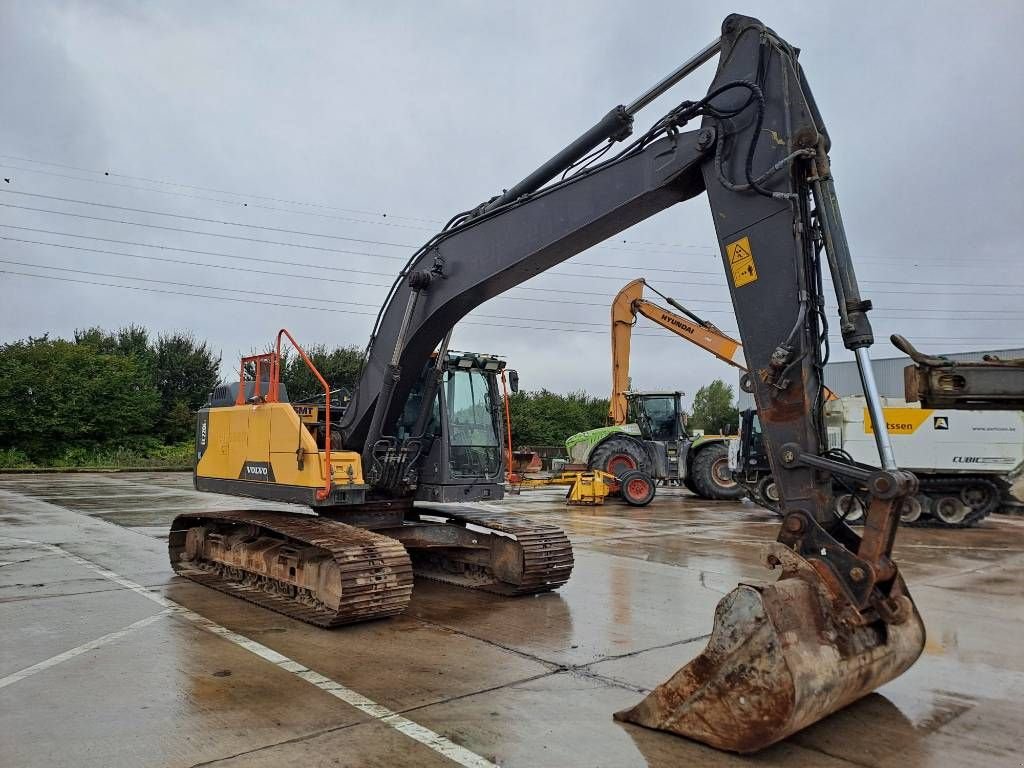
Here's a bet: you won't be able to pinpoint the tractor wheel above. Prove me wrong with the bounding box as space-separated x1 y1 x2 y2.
682 475 700 495
588 436 651 478
619 470 656 507
690 442 745 500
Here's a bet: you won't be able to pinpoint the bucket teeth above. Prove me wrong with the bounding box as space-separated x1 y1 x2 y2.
615 574 925 753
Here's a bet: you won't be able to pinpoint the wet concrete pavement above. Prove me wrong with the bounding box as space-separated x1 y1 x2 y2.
1 472 1022 767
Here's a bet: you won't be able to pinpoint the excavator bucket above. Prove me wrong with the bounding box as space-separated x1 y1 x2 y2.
615 551 925 753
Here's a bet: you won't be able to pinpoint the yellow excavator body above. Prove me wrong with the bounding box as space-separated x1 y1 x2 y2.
194 402 366 504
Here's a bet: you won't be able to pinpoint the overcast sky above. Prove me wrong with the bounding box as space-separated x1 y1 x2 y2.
1 1 1022 407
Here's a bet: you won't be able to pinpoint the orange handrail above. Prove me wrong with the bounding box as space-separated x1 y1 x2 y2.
500 368 514 482
276 329 334 502
234 329 334 502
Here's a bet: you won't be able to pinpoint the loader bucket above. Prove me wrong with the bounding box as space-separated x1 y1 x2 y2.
614 574 924 753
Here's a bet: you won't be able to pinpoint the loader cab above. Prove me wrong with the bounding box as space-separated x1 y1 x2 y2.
626 391 688 442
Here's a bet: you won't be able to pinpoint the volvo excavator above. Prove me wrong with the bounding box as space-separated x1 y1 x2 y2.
567 278 747 499
173 14 926 753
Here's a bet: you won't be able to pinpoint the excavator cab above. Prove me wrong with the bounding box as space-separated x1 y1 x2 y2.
412 352 509 502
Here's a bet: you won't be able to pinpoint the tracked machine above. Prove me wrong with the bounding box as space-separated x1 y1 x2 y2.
174 14 928 752
175 338 574 625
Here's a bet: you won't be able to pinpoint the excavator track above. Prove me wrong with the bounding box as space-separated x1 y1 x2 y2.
169 510 414 627
745 475 1002 529
402 505 574 595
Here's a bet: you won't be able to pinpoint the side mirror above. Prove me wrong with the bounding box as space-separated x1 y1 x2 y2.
507 370 519 394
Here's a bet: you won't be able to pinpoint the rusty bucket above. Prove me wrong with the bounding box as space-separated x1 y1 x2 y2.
614 552 925 753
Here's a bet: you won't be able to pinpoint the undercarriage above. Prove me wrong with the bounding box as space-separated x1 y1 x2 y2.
169 505 573 626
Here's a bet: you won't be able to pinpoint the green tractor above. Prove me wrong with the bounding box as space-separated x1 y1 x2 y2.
566 391 742 501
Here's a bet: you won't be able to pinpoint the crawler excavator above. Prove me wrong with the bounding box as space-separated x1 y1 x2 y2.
567 277 748 500
174 14 926 752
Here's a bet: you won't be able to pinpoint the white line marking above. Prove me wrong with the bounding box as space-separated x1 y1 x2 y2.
0 536 498 768
0 611 170 689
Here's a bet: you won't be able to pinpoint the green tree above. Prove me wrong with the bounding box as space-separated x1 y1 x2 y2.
689 378 739 435
507 389 609 447
153 332 221 441
0 337 160 460
75 324 154 367
279 344 364 401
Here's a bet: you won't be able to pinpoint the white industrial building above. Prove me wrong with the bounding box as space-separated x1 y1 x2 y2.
737 347 1024 409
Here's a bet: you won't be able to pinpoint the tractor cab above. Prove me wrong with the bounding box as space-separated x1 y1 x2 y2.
625 391 688 442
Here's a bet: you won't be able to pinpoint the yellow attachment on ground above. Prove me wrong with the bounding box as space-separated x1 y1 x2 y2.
514 470 619 505
197 402 364 491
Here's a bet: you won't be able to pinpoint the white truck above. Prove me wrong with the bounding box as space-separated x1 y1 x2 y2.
733 396 1024 527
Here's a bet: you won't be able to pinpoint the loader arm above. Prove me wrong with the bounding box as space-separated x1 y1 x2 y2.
609 278 745 424
341 13 923 751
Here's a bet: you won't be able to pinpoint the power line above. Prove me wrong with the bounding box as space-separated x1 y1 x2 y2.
2 154 1010 273
0 202 415 259
0 258 625 329
0 191 734 279
0 163 439 232
4 223 1017 304
0 191 417 248
8 269 1021 345
4 204 1017 296
0 228 402 277
1 187 1019 295
0 269 697 338
0 233 729 307
8 256 1024 335
0 185 1011 284
0 155 443 225
10 236 1024 323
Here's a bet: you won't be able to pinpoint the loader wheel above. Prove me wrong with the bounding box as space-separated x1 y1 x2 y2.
690 442 745 500
619 470 656 507
589 437 651 478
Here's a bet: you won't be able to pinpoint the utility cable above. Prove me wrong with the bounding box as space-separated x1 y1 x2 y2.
6 268 1019 346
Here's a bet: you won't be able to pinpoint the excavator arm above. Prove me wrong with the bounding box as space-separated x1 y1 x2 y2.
609 278 745 424
338 13 923 751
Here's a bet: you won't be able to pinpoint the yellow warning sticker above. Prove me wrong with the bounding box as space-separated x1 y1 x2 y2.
726 236 758 287
864 408 934 435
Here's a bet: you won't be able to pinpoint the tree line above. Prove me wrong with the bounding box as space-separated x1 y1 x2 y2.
0 325 737 467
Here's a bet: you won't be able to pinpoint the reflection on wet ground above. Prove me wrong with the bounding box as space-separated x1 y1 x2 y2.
1 472 1022 767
